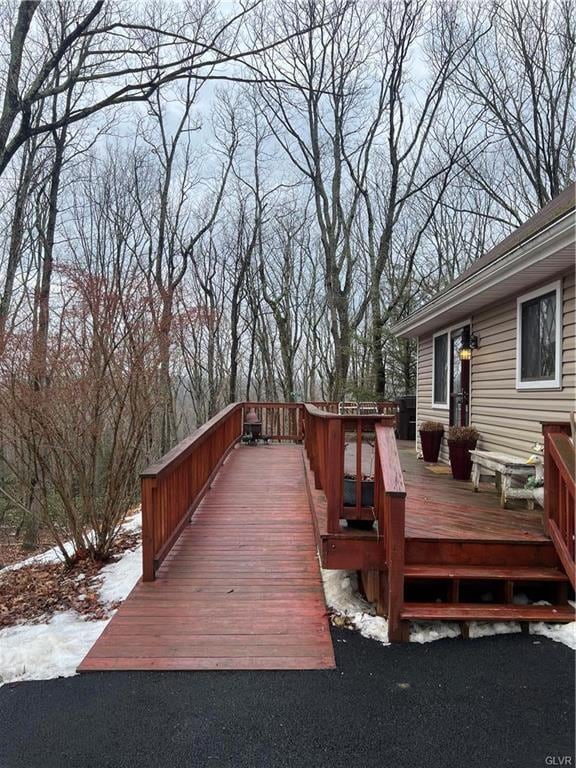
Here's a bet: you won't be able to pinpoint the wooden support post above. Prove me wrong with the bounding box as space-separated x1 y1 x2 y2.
141 478 157 582
542 422 572 535
326 418 344 534
386 495 408 643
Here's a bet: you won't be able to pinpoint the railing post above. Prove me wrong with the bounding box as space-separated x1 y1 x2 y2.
374 424 408 642
142 477 157 582
385 495 407 642
326 418 344 534
542 422 571 535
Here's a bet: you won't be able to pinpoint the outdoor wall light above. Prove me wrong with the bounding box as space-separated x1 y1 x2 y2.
459 329 479 360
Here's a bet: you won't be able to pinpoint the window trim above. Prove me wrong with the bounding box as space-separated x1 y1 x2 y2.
516 279 562 390
431 319 471 409
432 330 449 408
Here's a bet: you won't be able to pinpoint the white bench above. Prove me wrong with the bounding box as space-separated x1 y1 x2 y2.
469 450 541 510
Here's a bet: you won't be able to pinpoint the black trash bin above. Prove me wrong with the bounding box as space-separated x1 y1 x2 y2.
396 395 416 440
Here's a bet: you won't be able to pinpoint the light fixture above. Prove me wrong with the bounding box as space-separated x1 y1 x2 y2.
459 328 478 361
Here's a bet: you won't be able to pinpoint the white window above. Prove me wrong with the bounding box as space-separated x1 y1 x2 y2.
516 280 562 390
432 331 449 407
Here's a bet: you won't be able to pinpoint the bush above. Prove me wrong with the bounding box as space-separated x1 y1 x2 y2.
447 425 480 443
419 420 444 432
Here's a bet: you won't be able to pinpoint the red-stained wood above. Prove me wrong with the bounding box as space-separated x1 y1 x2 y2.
401 603 575 622
141 404 244 580
373 424 407 642
374 424 405 496
403 564 568 581
326 418 344 534
79 445 335 672
543 425 576 589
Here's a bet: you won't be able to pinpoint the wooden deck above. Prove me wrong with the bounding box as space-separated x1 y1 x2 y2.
79 445 335 671
399 443 549 542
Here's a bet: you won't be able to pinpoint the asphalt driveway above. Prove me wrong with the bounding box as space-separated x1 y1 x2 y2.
0 630 573 768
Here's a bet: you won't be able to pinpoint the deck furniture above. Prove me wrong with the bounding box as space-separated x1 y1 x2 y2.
358 401 379 415
338 401 359 415
469 449 539 509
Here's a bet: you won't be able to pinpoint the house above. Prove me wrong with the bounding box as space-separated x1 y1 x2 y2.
393 183 575 462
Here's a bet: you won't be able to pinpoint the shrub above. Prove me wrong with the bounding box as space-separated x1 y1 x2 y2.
447 425 480 443
419 420 444 432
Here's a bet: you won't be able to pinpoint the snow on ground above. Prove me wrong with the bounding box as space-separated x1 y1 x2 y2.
322 568 576 649
0 513 142 686
0 510 142 576
1 524 573 686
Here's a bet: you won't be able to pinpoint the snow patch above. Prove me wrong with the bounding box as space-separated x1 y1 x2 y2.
0 613 110 684
0 512 143 686
0 509 142 575
321 569 390 644
531 621 576 649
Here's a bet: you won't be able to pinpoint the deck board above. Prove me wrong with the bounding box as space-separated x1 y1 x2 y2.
79 445 335 672
341 440 548 542
398 444 548 542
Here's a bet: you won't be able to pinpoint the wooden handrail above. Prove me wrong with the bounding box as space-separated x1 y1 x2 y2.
303 402 397 420
374 423 407 642
243 402 303 441
141 403 244 580
544 426 575 589
374 424 406 496
142 403 242 481
143 399 389 580
302 404 396 533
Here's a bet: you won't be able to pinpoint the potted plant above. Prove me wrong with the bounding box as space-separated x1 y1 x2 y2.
447 425 480 481
343 473 375 530
419 421 444 463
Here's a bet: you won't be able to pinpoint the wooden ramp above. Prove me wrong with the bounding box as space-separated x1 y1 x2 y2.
79 445 335 671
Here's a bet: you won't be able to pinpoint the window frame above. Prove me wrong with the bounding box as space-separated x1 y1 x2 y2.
432 330 449 408
516 279 562 391
431 320 471 409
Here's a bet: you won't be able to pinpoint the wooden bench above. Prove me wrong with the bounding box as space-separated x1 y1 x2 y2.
469 450 540 510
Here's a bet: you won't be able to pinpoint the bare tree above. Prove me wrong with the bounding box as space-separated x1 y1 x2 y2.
0 0 321 177
454 0 575 219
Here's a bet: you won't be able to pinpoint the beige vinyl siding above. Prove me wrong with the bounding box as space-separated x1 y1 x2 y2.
415 336 451 462
469 269 575 456
415 269 575 462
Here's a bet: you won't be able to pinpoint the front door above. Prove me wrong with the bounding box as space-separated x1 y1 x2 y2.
449 325 470 427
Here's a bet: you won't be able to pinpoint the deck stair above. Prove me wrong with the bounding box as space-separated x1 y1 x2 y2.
401 603 574 623
403 564 569 582
402 563 573 629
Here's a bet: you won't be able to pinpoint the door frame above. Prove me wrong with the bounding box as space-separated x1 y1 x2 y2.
449 323 471 427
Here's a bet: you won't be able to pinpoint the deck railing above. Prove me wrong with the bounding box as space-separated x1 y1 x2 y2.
302 404 407 640
543 422 575 589
141 403 244 580
242 402 303 441
302 404 396 533
242 401 397 443
373 423 407 642
141 400 395 580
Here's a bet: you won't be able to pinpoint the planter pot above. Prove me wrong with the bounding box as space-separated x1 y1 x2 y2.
419 429 443 463
448 439 478 481
343 478 375 530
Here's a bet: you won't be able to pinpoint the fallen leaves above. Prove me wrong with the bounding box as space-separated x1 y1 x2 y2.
0 531 139 628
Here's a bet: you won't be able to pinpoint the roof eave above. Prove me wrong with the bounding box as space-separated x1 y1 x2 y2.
392 211 575 339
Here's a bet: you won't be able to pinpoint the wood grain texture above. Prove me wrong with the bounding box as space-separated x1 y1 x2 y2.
79 445 335 672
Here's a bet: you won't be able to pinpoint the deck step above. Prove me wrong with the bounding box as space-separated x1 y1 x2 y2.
404 565 569 581
401 602 575 622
